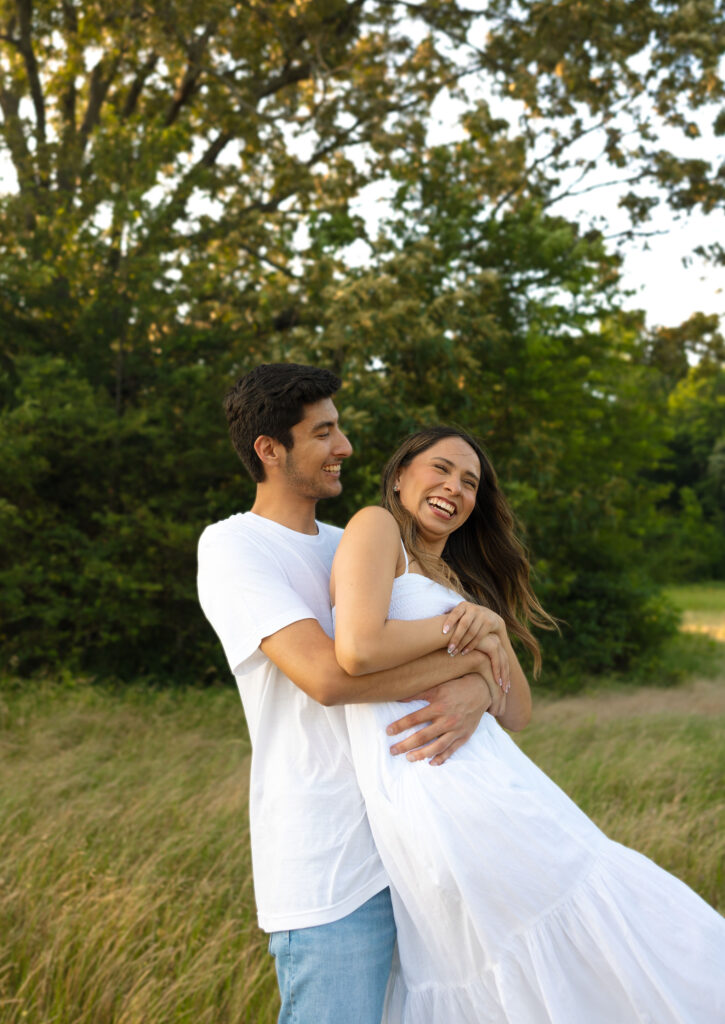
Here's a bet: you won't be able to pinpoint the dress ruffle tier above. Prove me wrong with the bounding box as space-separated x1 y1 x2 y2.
340 573 725 1024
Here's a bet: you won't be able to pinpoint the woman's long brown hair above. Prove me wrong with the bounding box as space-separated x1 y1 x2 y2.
381 426 556 675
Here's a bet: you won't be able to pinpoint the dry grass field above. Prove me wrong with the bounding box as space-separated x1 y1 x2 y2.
1 585 723 1023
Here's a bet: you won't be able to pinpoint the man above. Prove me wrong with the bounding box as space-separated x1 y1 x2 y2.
197 363 505 1024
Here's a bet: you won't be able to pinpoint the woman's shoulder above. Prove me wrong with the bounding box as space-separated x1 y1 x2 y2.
345 505 400 534
338 506 402 564
333 507 403 587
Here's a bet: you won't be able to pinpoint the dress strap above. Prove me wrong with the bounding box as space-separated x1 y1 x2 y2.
400 539 410 574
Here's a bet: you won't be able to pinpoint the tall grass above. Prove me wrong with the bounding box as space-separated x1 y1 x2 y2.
0 683 277 1024
2 586 723 1022
518 681 725 910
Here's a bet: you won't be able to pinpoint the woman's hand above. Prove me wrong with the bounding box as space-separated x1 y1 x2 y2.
477 634 510 694
442 603 510 692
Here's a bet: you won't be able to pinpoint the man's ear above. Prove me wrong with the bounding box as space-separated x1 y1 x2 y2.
253 434 284 471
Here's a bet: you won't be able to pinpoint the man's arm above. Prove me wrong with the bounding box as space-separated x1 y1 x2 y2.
260 618 506 764
387 629 531 748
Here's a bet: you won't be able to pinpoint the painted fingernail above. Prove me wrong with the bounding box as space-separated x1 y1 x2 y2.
447 644 456 655
390 746 400 755
498 677 504 688
442 624 450 635
386 726 394 735
406 753 416 762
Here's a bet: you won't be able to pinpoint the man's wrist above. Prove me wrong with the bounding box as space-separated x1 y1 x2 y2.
461 648 487 673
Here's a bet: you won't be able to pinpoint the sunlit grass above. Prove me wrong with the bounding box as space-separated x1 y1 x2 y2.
0 682 277 1024
665 582 725 641
519 679 725 911
2 584 724 1022
665 582 725 616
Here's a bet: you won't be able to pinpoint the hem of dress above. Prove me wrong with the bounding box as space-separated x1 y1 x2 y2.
257 872 390 932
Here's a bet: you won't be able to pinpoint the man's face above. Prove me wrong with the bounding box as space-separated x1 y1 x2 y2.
279 398 353 500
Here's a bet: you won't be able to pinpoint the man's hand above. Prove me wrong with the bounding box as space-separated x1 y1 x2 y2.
385 658 506 766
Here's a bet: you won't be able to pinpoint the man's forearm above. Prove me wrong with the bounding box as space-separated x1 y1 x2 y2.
329 646 490 705
260 618 482 706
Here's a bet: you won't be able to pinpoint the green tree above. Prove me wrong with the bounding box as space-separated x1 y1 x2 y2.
639 314 725 579
1 0 480 678
1 0 722 681
278 130 679 676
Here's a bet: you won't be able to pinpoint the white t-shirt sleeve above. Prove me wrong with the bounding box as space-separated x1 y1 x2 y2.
198 527 316 675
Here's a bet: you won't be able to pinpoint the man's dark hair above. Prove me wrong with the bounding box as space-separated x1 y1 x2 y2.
224 363 342 482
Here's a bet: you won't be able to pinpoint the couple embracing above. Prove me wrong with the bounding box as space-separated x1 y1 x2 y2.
198 363 724 1024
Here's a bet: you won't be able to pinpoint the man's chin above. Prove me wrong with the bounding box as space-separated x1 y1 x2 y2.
299 481 342 502
320 476 343 497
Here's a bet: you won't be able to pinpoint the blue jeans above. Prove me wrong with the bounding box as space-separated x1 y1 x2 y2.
268 888 396 1024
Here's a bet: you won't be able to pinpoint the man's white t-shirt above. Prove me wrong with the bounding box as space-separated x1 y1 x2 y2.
197 511 387 932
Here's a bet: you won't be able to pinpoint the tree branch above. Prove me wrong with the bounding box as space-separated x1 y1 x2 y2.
0 74 35 192
486 105 632 221
164 23 217 127
254 60 313 101
552 172 649 203
197 131 233 168
79 54 122 152
56 2 79 192
601 227 668 242
120 51 158 119
237 240 299 278
15 0 45 142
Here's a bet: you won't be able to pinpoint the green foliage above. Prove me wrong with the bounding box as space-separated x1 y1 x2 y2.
0 353 249 680
287 183 681 677
641 322 725 580
649 486 725 581
538 571 681 682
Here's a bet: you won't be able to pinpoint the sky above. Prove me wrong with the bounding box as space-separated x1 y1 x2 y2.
344 143 725 331
343 10 725 333
343 138 724 332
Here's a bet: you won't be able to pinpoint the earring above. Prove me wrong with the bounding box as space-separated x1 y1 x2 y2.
393 483 399 492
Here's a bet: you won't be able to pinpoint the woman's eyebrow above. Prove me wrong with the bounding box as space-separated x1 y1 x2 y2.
433 456 480 483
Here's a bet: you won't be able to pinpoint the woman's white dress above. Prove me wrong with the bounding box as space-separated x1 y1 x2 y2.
341 568 725 1024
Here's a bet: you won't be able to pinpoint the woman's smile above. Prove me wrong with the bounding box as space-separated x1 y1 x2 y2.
426 496 458 519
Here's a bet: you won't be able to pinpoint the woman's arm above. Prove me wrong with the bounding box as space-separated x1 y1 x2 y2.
494 632 531 731
332 505 531 729
332 506 455 675
332 507 510 691
449 604 531 730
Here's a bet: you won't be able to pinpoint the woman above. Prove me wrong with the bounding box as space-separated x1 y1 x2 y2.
330 426 725 1024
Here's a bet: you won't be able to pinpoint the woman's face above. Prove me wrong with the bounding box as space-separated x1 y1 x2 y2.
395 437 480 554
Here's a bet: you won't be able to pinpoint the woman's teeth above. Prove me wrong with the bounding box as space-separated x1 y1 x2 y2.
427 498 455 516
